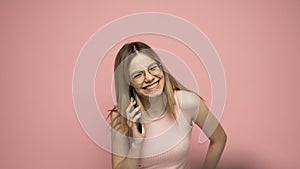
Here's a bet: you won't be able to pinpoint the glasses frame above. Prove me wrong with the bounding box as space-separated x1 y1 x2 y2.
130 62 163 84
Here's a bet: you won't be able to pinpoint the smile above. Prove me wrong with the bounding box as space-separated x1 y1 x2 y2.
143 80 160 91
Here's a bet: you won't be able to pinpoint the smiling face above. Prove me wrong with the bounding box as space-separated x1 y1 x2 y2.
129 52 165 98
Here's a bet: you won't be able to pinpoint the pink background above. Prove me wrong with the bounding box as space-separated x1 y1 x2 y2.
1 0 300 169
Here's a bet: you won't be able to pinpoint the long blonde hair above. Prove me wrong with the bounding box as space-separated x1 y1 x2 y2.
108 41 203 135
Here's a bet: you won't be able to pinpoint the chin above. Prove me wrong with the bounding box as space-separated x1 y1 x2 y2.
148 89 163 98
138 88 163 98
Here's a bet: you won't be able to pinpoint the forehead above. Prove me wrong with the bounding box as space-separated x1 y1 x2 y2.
129 53 156 74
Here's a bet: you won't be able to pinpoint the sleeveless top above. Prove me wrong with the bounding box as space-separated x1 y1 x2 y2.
138 91 193 169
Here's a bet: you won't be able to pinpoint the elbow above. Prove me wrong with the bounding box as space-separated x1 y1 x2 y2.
218 130 227 146
219 132 227 148
222 132 227 146
210 131 227 147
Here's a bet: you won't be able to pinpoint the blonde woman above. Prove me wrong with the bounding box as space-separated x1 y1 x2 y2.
109 41 227 169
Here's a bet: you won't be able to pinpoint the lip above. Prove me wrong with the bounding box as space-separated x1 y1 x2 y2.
142 80 160 89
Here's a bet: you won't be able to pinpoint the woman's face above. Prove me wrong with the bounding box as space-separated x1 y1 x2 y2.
128 53 165 98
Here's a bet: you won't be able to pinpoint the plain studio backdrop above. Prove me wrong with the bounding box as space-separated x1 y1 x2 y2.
1 1 299 169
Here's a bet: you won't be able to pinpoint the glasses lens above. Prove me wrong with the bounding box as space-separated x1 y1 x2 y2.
132 62 162 84
149 63 161 75
132 73 144 84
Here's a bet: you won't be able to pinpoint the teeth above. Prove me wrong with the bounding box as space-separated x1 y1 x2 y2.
146 82 158 89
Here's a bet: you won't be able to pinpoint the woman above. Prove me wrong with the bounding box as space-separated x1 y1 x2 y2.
109 41 227 169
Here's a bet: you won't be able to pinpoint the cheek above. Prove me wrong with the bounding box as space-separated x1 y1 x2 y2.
132 85 141 92
132 84 143 93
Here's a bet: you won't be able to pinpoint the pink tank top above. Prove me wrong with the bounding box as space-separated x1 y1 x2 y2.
138 91 193 169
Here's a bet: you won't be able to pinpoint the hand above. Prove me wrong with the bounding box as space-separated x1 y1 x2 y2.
126 98 145 141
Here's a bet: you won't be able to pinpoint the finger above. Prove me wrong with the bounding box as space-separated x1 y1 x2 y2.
129 106 141 119
126 103 132 113
130 97 136 105
126 109 131 122
125 98 136 113
126 106 133 127
126 118 132 127
132 112 141 122
132 99 136 107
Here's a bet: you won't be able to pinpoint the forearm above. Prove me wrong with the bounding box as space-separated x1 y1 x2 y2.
202 137 227 169
115 143 143 169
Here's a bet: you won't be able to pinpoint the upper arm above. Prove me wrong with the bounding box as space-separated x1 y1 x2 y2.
178 90 227 142
177 90 201 124
111 111 130 169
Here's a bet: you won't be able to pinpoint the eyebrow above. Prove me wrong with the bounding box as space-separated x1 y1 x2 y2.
130 62 158 77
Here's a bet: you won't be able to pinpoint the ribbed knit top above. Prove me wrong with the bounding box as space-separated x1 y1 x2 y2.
138 91 193 169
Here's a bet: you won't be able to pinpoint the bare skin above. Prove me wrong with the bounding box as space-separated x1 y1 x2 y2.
111 53 227 169
111 98 145 169
178 90 227 169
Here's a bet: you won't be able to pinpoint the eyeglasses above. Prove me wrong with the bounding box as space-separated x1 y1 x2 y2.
130 62 163 84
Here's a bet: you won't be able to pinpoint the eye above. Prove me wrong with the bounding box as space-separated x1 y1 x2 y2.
149 64 159 71
133 72 143 79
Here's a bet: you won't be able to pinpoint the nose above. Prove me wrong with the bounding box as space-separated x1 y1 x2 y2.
144 70 154 82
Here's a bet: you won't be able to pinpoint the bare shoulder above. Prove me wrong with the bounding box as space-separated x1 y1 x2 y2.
176 90 201 109
175 90 202 123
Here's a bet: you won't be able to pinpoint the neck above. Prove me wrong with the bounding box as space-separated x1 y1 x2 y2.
140 94 167 120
